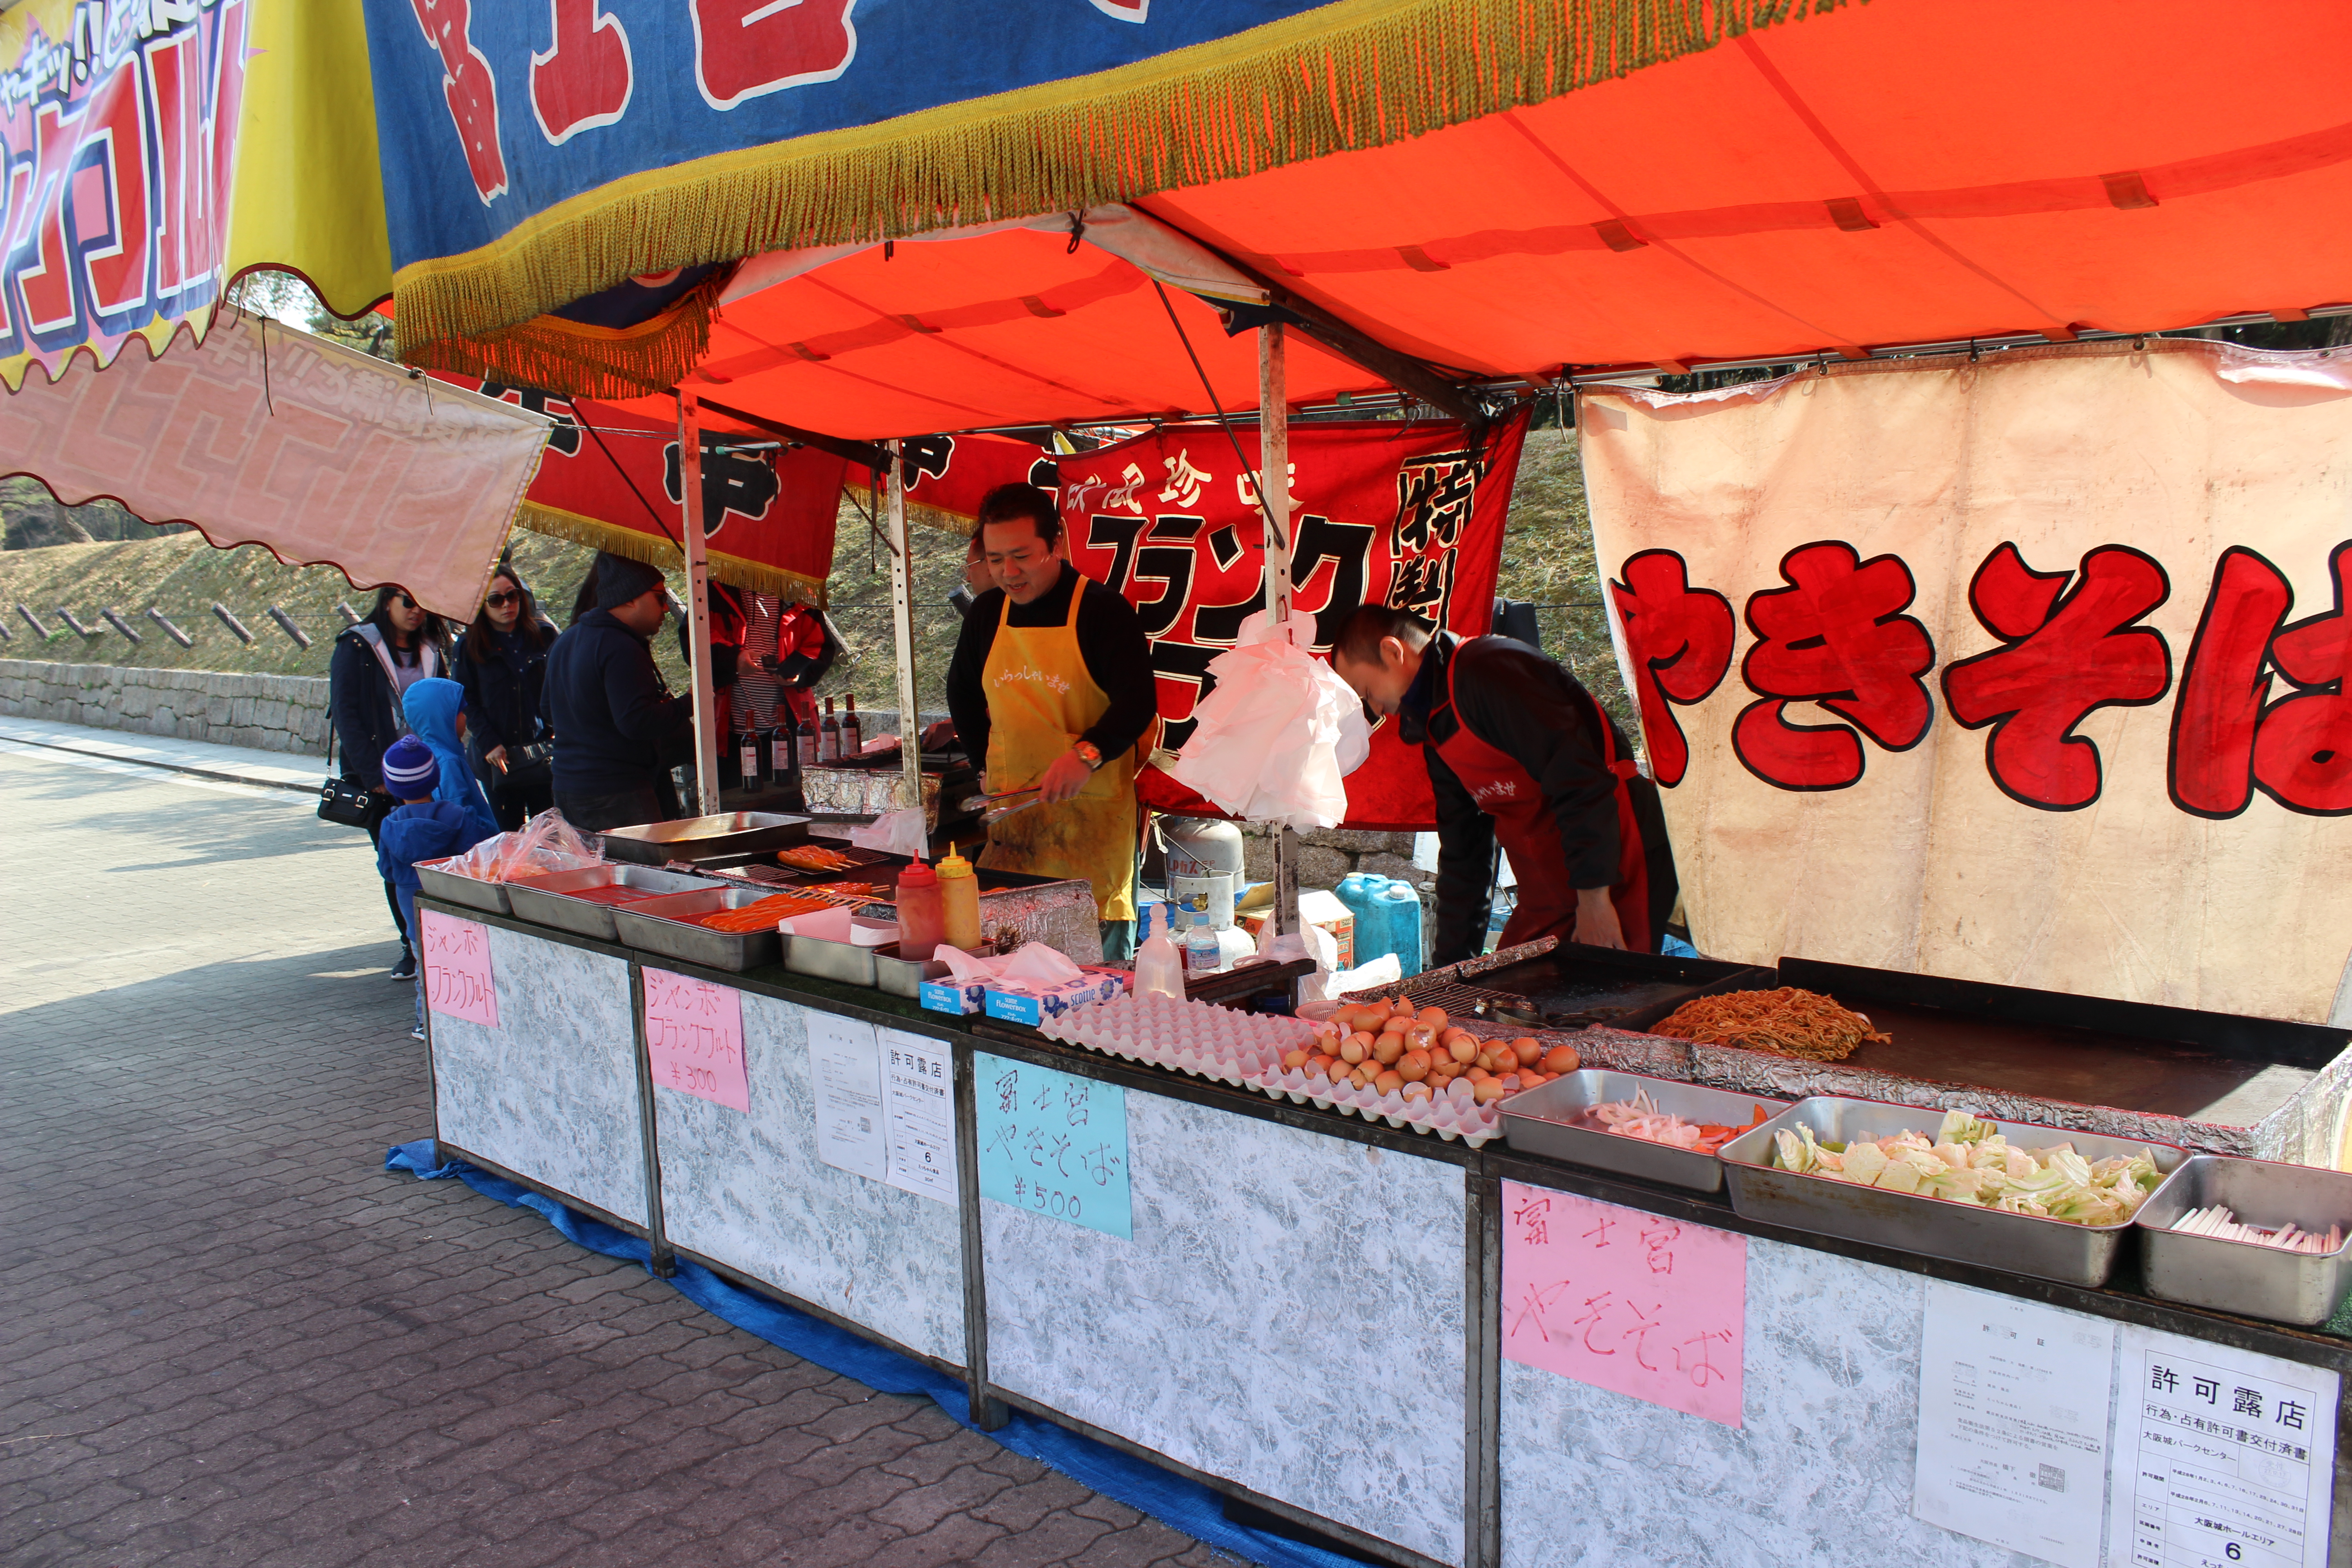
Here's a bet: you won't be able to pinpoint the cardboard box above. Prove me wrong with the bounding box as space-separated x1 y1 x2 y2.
918 978 986 1015
983 969 1126 1026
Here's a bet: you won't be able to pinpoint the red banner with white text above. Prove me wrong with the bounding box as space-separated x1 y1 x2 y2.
1056 410 1530 830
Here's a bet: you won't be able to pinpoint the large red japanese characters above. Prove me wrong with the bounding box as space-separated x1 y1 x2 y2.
1578 341 2352 1023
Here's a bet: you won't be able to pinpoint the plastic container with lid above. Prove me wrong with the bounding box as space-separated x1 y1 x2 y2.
1335 872 1382 946
1375 882 1424 977
1134 931 1185 999
938 843 982 952
896 858 945 960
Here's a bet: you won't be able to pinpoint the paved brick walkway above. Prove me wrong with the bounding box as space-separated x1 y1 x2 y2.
0 742 1231 1568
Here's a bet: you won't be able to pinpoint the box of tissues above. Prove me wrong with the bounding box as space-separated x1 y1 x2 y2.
984 960 1127 1026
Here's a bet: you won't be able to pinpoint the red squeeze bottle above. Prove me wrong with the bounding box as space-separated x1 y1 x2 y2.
896 859 946 961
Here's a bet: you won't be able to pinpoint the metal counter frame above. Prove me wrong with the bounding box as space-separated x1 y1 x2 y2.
416 895 2352 1568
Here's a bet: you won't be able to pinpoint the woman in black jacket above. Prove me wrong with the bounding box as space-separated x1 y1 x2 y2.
453 566 558 831
329 584 452 978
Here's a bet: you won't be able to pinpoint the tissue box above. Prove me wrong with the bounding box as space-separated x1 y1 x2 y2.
918 977 987 1016
984 969 1126 1026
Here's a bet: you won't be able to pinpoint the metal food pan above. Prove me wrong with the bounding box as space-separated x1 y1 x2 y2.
505 865 722 941
1501 1071 1790 1193
596 812 812 866
2136 1155 2352 1325
415 857 511 915
872 945 951 1000
610 884 795 972
1719 1095 2187 1287
784 934 879 987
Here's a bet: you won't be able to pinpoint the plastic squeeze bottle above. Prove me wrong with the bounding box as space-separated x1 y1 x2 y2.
937 843 982 952
896 858 945 960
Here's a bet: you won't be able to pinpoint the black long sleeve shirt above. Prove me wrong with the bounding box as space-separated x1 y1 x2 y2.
944 562 1158 772
1401 633 1632 964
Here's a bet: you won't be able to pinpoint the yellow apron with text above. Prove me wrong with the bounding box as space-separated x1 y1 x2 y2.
979 583 1138 921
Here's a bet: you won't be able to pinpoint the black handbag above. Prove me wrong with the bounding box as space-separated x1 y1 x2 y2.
317 725 377 828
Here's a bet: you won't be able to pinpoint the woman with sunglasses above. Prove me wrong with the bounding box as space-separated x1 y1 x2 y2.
329 584 453 980
453 566 559 831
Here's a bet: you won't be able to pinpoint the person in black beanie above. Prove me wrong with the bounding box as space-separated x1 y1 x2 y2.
544 552 694 831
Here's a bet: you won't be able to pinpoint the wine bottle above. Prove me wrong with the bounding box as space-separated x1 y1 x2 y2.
818 697 840 764
795 709 818 769
842 693 862 756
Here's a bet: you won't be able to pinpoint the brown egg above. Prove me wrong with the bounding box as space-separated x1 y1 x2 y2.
1397 1049 1431 1083
1350 1065 1375 1088
1466 1066 1490 1083
1401 1080 1432 1102
1448 1039 1478 1064
1339 1038 1367 1065
1374 1070 1403 1097
1542 1045 1581 1074
1474 1049 1500 1073
1390 996 1418 1019
1404 1024 1439 1053
1472 1078 1508 1104
1282 1049 1310 1071
1512 1039 1543 1067
1372 1036 1404 1066
1308 1054 1338 1078
1380 1013 1414 1037
1439 1026 1476 1050
1417 1006 1448 1029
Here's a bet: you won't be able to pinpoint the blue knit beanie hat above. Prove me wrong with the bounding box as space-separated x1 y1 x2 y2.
382 734 439 798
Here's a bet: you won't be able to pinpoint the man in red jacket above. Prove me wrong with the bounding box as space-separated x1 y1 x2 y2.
1329 604 1679 964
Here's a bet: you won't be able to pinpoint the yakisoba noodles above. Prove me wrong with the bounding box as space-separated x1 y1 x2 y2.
1649 987 1890 1062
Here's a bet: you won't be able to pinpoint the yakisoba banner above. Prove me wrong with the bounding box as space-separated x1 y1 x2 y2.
1582 340 2352 1024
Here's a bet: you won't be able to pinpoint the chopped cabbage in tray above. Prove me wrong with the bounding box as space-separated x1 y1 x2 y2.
1769 1108 2161 1228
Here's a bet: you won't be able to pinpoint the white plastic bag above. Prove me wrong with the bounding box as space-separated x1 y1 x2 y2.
1165 612 1370 829
451 808 605 883
850 806 928 858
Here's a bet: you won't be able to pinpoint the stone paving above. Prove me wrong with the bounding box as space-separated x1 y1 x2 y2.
0 740 1234 1568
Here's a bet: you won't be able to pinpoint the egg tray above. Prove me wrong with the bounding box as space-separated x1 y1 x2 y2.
1247 1064 1506 1148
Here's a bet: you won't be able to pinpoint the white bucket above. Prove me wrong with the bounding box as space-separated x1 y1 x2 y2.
1168 870 1235 931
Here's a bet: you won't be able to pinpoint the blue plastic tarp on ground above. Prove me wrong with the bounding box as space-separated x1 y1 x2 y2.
386 1140 1371 1568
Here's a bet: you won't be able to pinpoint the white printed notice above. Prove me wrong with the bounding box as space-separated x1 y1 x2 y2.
881 1029 956 1205
1914 1279 2116 1568
805 1011 886 1182
2109 1324 2338 1568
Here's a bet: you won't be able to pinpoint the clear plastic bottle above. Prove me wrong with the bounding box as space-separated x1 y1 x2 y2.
1133 931 1185 999
842 693 862 756
1185 920 1221 975
896 858 945 960
937 843 982 952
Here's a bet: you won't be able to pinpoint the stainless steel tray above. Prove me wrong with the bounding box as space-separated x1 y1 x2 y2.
1719 1095 2187 1287
785 935 878 986
415 857 511 915
505 864 721 941
610 885 792 972
2136 1154 2352 1325
873 945 951 1000
1501 1072 1790 1193
597 812 812 866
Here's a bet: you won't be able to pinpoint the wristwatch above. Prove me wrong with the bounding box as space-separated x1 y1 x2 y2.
1073 740 1104 771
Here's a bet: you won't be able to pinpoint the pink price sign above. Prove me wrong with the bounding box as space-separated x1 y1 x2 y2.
642 967 750 1113
1499 1182 1747 1427
419 908 499 1027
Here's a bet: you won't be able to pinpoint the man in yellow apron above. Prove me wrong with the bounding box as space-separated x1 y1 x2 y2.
945 484 1159 960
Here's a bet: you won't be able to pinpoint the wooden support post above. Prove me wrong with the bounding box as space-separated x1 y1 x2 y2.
885 440 924 812
678 392 721 816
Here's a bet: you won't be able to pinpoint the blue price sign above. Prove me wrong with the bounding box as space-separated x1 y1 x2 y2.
974 1051 1132 1241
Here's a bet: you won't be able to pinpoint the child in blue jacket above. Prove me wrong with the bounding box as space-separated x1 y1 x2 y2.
377 735 494 1039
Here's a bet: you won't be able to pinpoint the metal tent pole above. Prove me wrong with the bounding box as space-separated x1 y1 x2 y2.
677 391 721 816
885 440 924 813
1260 324 1302 937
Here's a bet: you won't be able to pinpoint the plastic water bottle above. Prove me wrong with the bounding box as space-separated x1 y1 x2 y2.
1186 920 1221 975
1376 883 1424 978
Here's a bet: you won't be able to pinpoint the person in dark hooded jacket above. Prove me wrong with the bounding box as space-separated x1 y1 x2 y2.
330 584 451 980
452 564 558 831
376 736 494 1040
544 552 694 830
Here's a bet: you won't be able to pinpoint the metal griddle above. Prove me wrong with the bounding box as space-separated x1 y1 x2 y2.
1396 942 1773 1033
1774 957 2350 1120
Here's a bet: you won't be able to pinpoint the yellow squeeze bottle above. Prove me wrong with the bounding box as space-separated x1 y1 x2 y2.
938 843 982 953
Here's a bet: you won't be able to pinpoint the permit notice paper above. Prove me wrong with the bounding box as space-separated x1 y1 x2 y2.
1914 1279 2117 1568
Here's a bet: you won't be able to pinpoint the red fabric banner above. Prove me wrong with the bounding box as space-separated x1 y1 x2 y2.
1054 410 1530 831
443 376 848 599
899 431 1062 529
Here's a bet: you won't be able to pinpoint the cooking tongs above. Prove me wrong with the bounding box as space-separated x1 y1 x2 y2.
959 786 1043 826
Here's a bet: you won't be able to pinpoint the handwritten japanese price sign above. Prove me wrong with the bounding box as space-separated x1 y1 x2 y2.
1499 1182 1746 1426
642 968 750 1113
419 909 498 1028
974 1052 1131 1240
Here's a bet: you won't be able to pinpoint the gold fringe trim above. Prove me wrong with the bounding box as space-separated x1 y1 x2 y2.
393 0 1857 362
405 268 731 401
515 500 831 606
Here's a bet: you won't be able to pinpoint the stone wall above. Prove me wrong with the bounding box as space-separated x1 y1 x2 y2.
0 659 328 755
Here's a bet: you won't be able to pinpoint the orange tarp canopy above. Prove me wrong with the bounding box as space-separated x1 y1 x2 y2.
599 0 2352 440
